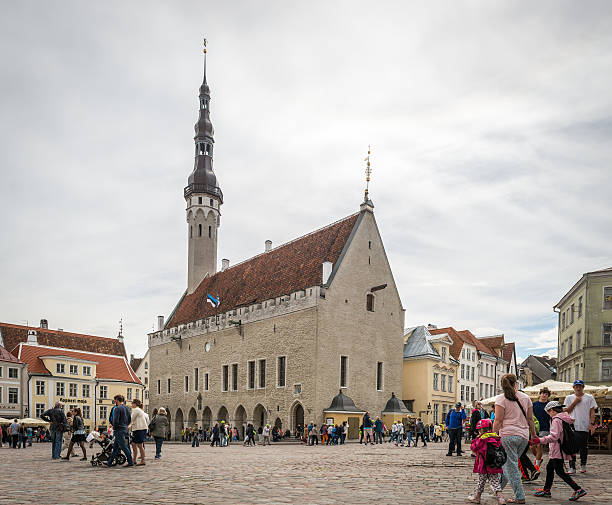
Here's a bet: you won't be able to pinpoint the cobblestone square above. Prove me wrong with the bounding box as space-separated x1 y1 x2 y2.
1 442 610 505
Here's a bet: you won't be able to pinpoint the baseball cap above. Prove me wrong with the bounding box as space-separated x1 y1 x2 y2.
573 379 584 386
455 402 462 407
544 401 561 411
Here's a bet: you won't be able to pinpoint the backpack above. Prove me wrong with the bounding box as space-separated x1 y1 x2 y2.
559 420 580 456
484 441 507 469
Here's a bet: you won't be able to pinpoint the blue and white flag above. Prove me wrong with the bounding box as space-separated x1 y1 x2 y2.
206 293 220 308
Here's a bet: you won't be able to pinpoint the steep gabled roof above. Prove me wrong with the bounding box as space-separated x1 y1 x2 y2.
168 212 360 327
18 344 141 384
457 330 496 355
130 357 143 371
0 322 126 357
502 342 516 364
428 327 465 360
0 344 23 364
403 326 441 360
478 335 504 356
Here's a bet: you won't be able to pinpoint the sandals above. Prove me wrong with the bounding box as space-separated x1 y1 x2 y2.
506 499 526 504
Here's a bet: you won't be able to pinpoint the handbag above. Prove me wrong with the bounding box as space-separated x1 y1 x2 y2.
74 429 86 436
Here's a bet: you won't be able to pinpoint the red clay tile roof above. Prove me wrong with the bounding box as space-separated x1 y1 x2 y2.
168 212 360 327
478 336 504 355
17 344 141 384
428 327 466 360
502 342 515 364
130 357 143 371
457 330 496 355
0 322 126 357
0 344 23 364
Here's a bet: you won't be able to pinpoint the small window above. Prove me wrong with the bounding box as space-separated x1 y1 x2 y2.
222 365 229 391
366 293 374 312
194 368 199 391
576 329 582 349
568 335 573 355
8 368 18 379
294 384 302 394
36 380 45 395
562 312 566 330
578 296 583 317
340 356 348 388
82 366 91 376
198 197 202 204
368 240 371 249
69 383 78 397
157 379 161 395
198 224 202 237
602 359 612 381
35 403 45 418
441 347 447 362
204 373 209 391
69 364 78 375
259 359 266 388
99 385 108 399
167 378 171 394
433 372 439 390
8 388 18 404
603 324 612 346
100 406 108 420
185 375 189 392
144 362 148 369
461 364 465 379
82 384 90 398
190 226 193 238
56 363 65 374
441 373 446 392
82 405 91 419
56 382 65 396
210 198 214 206
232 364 238 391
208 225 212 238
248 361 255 389
570 304 575 323
604 287 612 310
448 375 453 392
376 361 383 391
277 356 286 387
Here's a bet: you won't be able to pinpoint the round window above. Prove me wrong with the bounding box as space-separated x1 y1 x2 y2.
205 342 211 352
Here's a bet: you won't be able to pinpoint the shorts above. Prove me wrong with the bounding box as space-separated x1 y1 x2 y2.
71 433 86 443
538 431 550 437
132 429 147 443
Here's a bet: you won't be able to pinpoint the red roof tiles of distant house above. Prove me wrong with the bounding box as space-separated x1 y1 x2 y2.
17 344 141 384
457 330 496 355
502 342 515 364
168 212 360 327
428 327 466 360
0 322 126 357
0 344 23 364
478 336 504 355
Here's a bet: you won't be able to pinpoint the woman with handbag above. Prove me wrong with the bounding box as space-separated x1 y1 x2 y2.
129 398 148 465
61 408 87 461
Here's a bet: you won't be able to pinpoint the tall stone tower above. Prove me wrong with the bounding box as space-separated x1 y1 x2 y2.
185 42 223 294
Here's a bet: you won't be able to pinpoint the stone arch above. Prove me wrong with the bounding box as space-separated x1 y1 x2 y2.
234 404 247 439
217 405 228 423
253 403 267 430
187 407 197 427
174 408 184 441
274 417 282 428
290 401 304 432
202 406 212 429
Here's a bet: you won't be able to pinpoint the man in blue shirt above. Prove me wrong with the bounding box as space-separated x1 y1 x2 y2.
106 394 134 467
445 402 466 456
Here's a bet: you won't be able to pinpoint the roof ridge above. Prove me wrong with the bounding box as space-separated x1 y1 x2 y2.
0 321 118 342
219 212 360 273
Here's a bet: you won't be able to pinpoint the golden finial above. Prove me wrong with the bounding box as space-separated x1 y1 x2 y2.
364 145 372 202
203 37 207 54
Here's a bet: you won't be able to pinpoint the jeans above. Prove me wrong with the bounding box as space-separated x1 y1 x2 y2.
415 433 427 446
154 436 164 458
569 431 589 469
107 429 134 466
192 436 200 447
374 431 383 444
220 434 227 447
500 435 528 502
448 428 462 454
340 433 346 445
50 430 63 459
405 433 414 446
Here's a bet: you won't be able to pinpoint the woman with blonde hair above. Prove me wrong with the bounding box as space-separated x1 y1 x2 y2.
493 374 537 504
129 398 148 465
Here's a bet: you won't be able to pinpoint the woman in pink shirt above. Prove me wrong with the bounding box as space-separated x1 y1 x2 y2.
493 374 537 504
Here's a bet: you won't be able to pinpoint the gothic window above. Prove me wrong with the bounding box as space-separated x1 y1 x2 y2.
208 226 212 238
190 226 193 238
210 199 214 206
198 197 203 204
366 293 374 312
198 224 202 237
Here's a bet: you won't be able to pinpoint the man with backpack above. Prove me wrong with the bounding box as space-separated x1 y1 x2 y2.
41 401 68 459
564 380 597 474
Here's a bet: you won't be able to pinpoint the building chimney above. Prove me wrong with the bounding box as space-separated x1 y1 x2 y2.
265 240 272 252
27 329 38 344
157 315 164 331
322 261 333 285
130 353 134 363
222 258 230 271
39 319 48 329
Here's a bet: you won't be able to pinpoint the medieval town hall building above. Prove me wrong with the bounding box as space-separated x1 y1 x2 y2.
148 49 405 438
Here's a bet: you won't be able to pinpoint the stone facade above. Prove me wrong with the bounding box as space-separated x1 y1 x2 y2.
149 205 405 438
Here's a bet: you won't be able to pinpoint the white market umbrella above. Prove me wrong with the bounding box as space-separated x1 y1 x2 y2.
18 417 50 427
0 417 14 425
521 380 609 398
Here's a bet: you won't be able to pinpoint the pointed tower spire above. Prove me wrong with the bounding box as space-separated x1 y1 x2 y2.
185 39 223 294
361 146 374 212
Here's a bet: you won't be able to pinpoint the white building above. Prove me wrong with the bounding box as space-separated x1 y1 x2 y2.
0 344 27 418
130 349 150 413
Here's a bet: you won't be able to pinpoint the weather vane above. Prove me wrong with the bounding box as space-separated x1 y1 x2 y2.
203 37 207 54
118 318 123 337
364 145 372 202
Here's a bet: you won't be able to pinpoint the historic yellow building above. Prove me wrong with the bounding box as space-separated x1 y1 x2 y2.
402 325 459 425
0 321 143 430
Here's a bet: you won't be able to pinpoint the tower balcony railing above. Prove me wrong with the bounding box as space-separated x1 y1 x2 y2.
184 184 224 202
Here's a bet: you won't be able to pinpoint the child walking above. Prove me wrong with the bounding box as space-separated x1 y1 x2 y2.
468 419 506 504
531 401 587 501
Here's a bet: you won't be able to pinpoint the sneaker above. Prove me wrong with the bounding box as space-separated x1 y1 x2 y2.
530 469 541 481
567 467 576 475
533 488 551 497
569 489 587 501
579 466 586 474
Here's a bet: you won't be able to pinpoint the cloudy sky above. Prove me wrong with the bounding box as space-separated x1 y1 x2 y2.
1 1 611 363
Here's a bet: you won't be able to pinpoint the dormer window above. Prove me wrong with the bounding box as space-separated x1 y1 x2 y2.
366 293 374 312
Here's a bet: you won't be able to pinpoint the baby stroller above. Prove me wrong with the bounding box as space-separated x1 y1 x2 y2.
88 431 126 467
